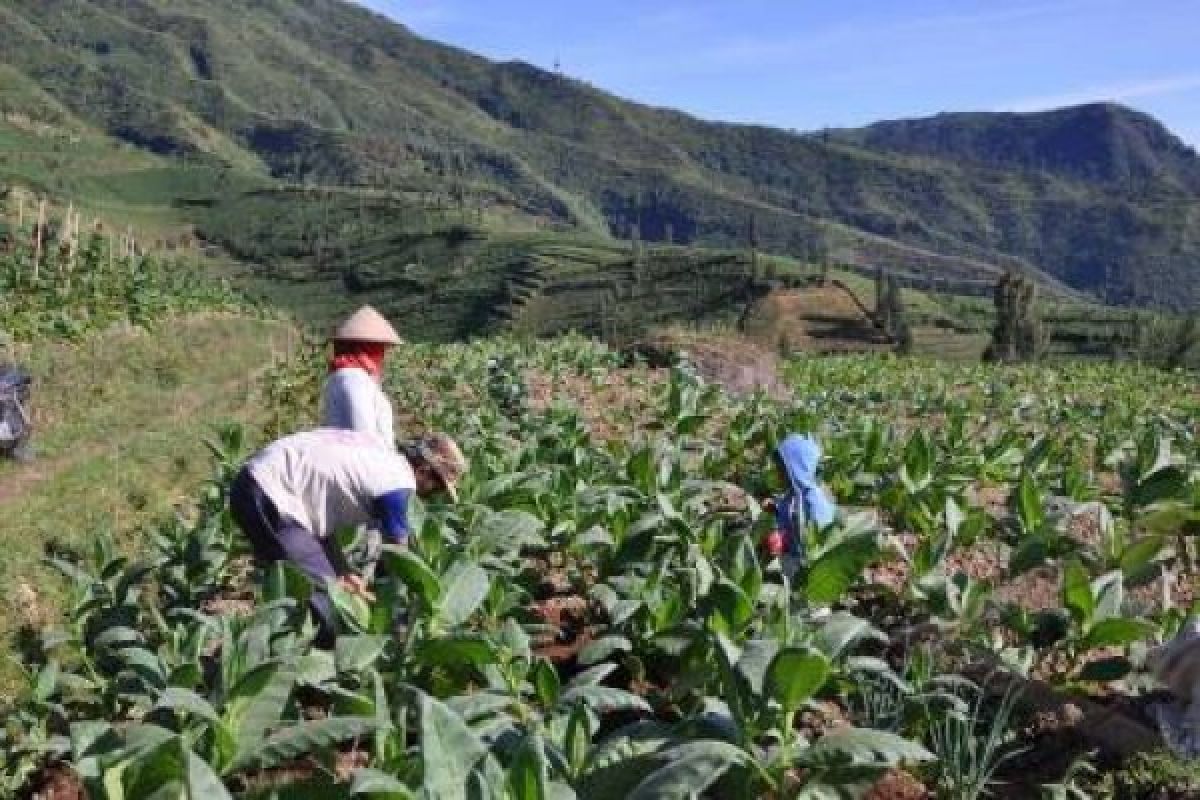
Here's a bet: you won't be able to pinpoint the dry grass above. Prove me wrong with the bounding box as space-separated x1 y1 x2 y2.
0 314 295 697
741 285 891 354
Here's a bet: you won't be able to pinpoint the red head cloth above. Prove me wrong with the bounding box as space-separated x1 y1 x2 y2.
330 341 388 380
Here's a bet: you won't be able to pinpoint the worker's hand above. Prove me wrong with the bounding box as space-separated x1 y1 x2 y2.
762 497 776 512
338 574 376 603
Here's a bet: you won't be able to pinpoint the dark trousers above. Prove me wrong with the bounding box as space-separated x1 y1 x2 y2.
229 468 339 647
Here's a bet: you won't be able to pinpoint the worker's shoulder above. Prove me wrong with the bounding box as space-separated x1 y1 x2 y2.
324 367 377 393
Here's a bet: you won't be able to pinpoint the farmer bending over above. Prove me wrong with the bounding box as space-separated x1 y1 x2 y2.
229 428 467 646
763 433 836 573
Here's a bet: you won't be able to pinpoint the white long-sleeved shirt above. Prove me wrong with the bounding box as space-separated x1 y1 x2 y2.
320 367 395 450
247 429 414 538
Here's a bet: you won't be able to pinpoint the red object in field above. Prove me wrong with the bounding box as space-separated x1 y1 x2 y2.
764 529 786 557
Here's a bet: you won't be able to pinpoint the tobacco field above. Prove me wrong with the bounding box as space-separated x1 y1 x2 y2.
3 334 1198 798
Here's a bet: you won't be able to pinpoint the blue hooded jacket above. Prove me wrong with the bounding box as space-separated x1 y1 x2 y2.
773 434 837 559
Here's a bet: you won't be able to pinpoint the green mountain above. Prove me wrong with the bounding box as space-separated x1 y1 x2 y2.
830 104 1200 192
2 0 1199 310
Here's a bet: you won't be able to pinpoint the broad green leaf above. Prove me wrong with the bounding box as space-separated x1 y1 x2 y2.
799 727 933 768
121 648 168 685
351 768 416 798
564 702 594 778
627 741 746 800
507 735 549 800
656 492 681 522
944 497 964 539
1119 536 1168 582
296 650 337 686
1140 506 1200 537
575 527 615 550
807 533 879 605
766 648 830 712
94 627 143 650
567 663 617 688
627 447 654 495
1007 532 1067 576
70 720 117 762
438 563 490 627
414 635 499 668
1092 571 1125 621
419 691 490 800
1132 466 1188 509
445 691 512 722
382 546 441 605
1015 470 1044 534
531 659 561 709
735 638 780 696
558 686 651 715
578 745 670 797
35 660 59 702
225 663 294 766
706 580 754 634
336 635 389 674
499 616 532 660
903 431 932 483
249 717 380 770
1082 617 1158 650
328 579 372 634
265 562 312 609
474 509 546 552
814 613 886 659
120 736 189 799
185 749 233 799
577 636 633 666
155 688 220 724
1062 561 1094 628
730 537 763 605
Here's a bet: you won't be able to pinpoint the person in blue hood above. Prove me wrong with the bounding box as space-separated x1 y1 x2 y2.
767 433 836 564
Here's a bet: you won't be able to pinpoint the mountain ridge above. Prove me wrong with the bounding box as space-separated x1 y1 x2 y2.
2 0 1199 308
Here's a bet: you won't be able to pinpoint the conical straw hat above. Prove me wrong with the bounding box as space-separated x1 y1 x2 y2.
333 306 402 345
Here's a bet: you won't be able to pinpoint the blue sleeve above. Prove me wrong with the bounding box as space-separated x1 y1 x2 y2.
804 486 837 529
373 489 412 544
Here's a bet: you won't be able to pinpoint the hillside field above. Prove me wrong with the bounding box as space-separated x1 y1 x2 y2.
2 324 1197 797
1 1 1199 794
3 1 1200 309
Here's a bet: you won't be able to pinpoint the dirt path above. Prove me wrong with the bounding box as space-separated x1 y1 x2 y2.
0 364 268 507
0 314 295 696
0 457 66 506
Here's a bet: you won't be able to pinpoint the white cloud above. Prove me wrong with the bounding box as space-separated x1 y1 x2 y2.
1000 74 1200 112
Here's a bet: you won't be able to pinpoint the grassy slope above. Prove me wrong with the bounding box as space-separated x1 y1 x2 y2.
0 314 295 696
0 1 1198 307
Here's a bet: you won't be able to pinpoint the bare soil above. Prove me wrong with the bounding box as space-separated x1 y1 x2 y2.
525 365 662 442
863 769 930 800
741 286 892 354
633 328 790 399
24 764 85 800
530 591 598 667
237 748 369 794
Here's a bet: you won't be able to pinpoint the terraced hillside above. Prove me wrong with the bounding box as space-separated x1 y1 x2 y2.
2 0 1200 307
740 285 894 355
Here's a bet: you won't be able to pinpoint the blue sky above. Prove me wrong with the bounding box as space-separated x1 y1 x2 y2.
357 0 1200 147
